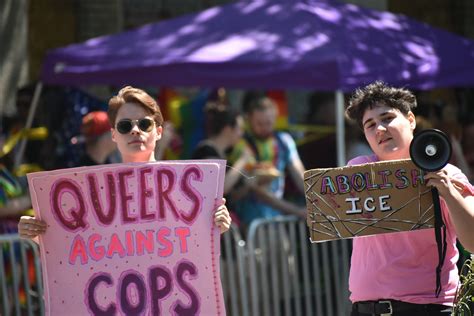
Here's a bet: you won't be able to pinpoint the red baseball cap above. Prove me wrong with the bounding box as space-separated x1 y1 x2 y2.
71 111 111 145
81 111 111 137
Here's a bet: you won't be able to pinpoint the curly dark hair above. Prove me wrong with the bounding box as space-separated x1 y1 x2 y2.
345 81 417 129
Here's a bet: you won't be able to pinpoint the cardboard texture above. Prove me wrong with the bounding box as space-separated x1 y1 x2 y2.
27 160 226 316
304 159 434 243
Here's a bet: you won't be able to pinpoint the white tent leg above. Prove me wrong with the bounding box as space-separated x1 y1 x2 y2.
14 82 43 170
335 90 345 167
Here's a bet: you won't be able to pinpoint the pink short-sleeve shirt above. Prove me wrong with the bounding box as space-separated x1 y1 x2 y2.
348 155 473 305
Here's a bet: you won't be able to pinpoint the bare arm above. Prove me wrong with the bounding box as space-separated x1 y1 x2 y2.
252 186 306 218
444 193 474 252
425 170 474 252
287 156 306 194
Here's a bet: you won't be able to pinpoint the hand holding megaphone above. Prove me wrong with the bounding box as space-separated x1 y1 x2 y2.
409 128 452 228
409 128 452 297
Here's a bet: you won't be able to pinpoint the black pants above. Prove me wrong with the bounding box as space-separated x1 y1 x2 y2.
351 302 452 316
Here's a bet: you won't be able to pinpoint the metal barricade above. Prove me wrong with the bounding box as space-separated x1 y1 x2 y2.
220 224 250 316
245 216 352 316
2 220 349 316
0 234 44 316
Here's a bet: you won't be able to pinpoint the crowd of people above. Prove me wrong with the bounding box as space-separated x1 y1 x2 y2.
0 82 473 314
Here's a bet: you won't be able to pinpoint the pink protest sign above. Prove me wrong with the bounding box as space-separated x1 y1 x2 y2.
27 160 226 316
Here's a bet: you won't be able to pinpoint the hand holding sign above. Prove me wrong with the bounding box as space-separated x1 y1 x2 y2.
18 215 47 238
27 161 227 316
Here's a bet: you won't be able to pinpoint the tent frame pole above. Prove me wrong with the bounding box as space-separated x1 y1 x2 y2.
335 90 345 167
14 82 43 170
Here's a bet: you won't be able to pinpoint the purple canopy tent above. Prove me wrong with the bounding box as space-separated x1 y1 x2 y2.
40 0 474 90
18 0 474 167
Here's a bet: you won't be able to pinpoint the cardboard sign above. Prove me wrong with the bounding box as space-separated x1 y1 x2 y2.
304 159 434 243
27 160 226 316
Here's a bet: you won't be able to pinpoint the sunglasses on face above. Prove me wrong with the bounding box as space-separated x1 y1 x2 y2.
116 118 155 134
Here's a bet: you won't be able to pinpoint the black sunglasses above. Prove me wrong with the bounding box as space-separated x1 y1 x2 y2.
116 118 155 134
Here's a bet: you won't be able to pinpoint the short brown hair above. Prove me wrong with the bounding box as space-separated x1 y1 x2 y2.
345 81 417 129
108 86 164 127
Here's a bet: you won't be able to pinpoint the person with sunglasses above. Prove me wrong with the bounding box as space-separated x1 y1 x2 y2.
18 86 232 239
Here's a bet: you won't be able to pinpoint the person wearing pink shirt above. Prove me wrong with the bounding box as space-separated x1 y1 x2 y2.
18 86 231 239
345 82 474 315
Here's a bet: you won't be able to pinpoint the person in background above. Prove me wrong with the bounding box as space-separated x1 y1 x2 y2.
71 111 118 166
229 93 306 227
192 102 252 225
192 103 250 193
18 85 231 238
345 81 474 315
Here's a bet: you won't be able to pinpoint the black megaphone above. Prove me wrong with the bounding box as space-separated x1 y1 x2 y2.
409 128 452 297
409 129 452 172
